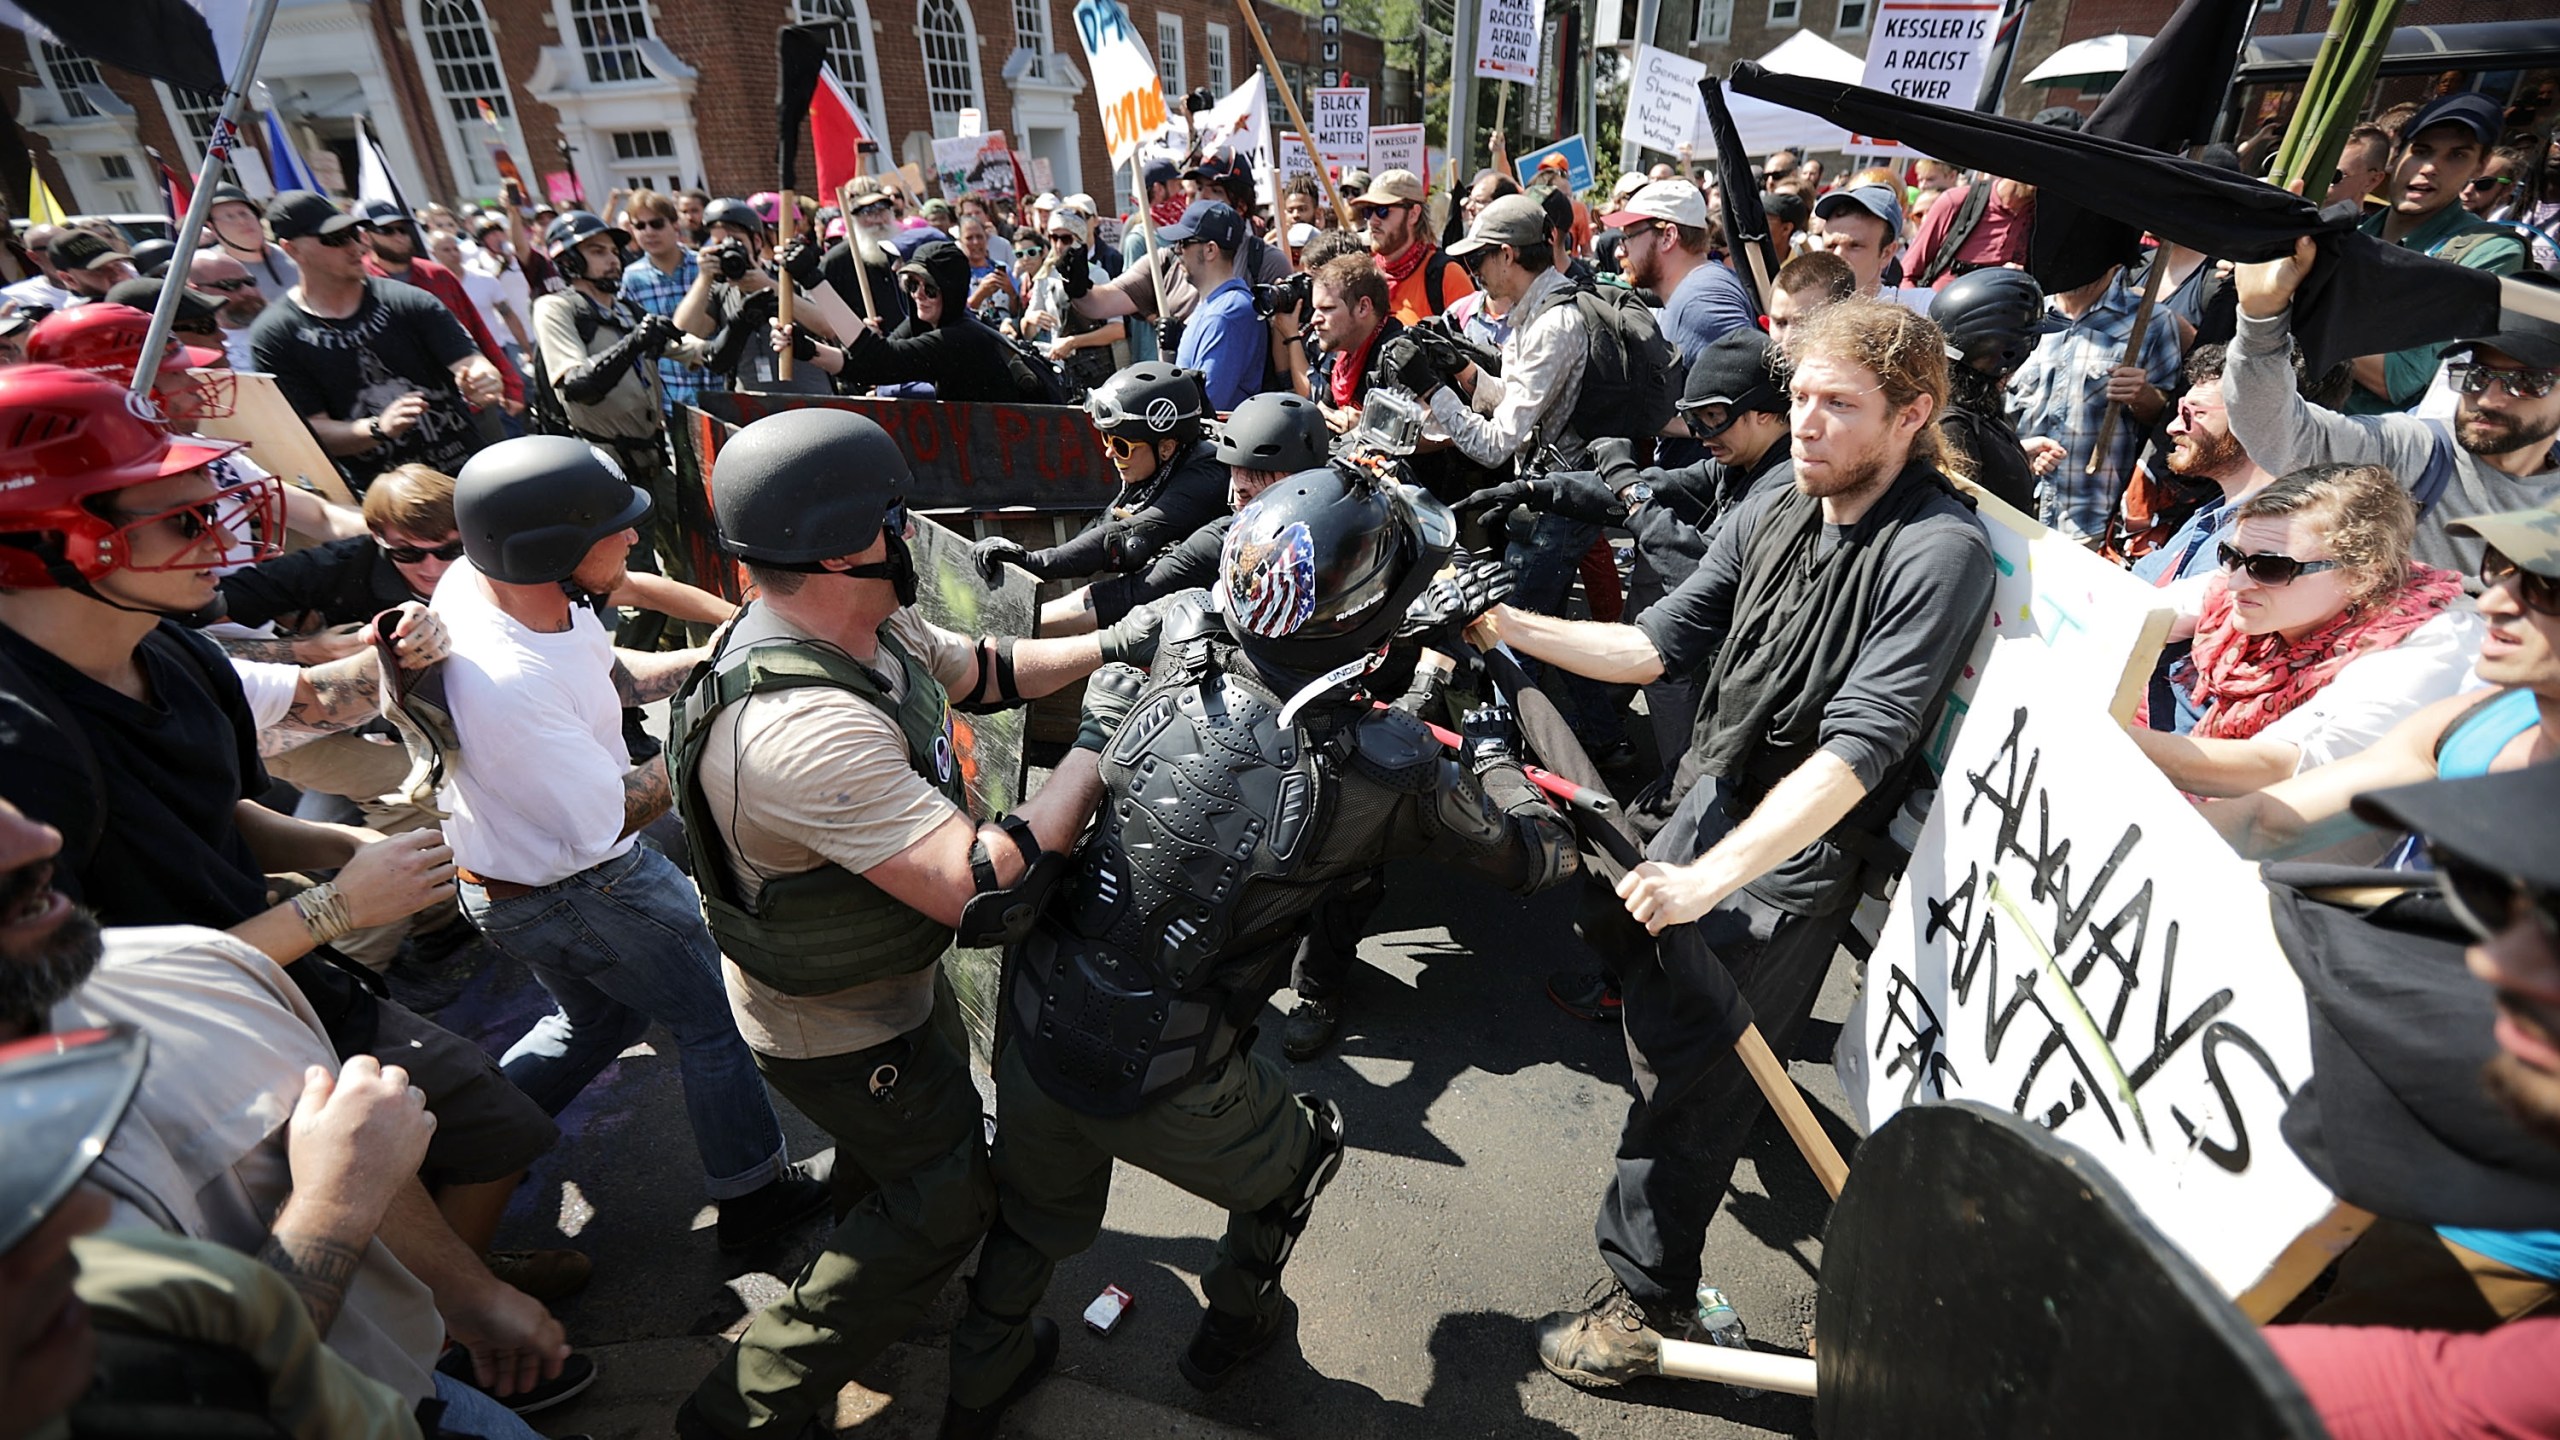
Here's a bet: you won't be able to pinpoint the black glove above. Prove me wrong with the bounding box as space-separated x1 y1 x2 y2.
707 238 752 282
1058 243 1093 300
633 312 682 356
1531 470 1631 527
1414 316 1499 378
1454 479 1534 518
1399 552 1515 640
1458 702 1520 778
1095 595 1167 667
775 235 821 288
561 323 660 405
1583 436 1636 483
1378 334 1445 398
1405 323 1464 390
970 536 1032 586
1075 661 1152 754
777 321 818 363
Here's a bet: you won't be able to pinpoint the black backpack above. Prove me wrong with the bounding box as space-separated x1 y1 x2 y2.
993 327 1071 404
1531 279 1680 444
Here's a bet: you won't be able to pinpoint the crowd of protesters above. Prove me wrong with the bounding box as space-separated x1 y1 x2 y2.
0 68 2558 1440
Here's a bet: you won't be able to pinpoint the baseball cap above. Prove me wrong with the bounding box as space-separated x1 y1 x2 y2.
267 190 360 242
1815 183 1906 240
1537 153 1571 175
0 1025 150 1254
1356 169 1428 209
1611 171 1649 206
2452 272 2560 368
2406 91 2506 152
1602 178 1710 231
1144 157 1181 188
1682 329 1785 413
48 230 129 272
1154 200 1244 251
1765 190 1811 227
2351 763 2560 893
103 277 228 346
353 198 412 232
2448 494 2560 580
1447 194 1549 258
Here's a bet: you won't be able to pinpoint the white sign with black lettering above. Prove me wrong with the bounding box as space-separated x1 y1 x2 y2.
1309 87 1370 171
1369 123 1425 179
1851 0 2001 153
1473 0 1543 82
1627 43 1707 156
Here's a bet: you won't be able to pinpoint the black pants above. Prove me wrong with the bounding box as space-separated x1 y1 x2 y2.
1288 866 1387 1002
1575 780 1853 1314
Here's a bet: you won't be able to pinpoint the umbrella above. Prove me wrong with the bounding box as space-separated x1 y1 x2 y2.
2022 32 2152 88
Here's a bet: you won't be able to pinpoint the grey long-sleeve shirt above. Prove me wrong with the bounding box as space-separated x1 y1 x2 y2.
2221 305 2560 575
1427 266 1588 472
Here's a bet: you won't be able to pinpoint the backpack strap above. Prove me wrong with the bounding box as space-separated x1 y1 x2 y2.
1423 250 1451 315
1917 182 1995 286
2410 420 2461 517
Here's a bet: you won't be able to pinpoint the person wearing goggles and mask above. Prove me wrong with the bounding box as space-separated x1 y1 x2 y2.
967 361 1232 586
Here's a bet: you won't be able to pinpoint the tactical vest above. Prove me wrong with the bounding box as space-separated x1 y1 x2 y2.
669 624 968 995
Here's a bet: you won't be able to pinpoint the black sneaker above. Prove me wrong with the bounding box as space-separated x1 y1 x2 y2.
675 1396 833 1440
435 1345 597 1415
937 1316 1058 1440
1281 995 1343 1062
1547 969 1623 1023
1177 1293 1297 1391
716 1164 833 1253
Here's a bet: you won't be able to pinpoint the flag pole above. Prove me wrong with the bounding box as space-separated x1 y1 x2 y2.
134 0 283 398
776 190 797 381
1230 3 1356 227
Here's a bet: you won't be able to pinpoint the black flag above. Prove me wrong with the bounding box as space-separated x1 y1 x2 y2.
1700 77 1775 319
9 0 225 95
777 25 829 194
2032 0 2260 293
1726 61 2501 375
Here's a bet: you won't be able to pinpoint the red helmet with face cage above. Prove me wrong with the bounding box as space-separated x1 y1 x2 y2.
0 364 268 588
24 303 237 421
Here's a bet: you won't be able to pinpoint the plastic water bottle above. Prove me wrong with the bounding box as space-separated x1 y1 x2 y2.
1695 1284 1761 1397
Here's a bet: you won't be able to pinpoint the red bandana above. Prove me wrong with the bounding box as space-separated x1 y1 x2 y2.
1150 197 1189 230
1377 238 1433 287
2184 563 2465 740
1329 326 1383 408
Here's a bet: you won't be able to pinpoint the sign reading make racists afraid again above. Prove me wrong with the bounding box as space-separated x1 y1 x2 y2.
1474 0 1543 82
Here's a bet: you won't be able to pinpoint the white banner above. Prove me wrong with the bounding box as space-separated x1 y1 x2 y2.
1188 70 1275 203
1851 0 2001 153
1275 132 1315 184
1309 87 1370 172
1369 122 1425 179
1071 0 1174 166
1627 43 1707 157
1474 0 1543 82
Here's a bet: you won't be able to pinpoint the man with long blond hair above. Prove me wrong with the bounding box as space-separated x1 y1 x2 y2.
1470 299 1998 1389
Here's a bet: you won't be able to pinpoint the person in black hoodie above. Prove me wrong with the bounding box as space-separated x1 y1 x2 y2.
780 240 1021 402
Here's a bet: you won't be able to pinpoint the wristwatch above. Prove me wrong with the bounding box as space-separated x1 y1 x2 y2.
1618 481 1654 514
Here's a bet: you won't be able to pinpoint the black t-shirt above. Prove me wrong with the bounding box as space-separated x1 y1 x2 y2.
0 621 271 927
249 279 481 485
219 535 418 631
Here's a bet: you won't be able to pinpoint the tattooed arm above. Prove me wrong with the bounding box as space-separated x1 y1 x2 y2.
620 752 673 839
281 649 385 734
265 1056 436 1336
609 646 708 707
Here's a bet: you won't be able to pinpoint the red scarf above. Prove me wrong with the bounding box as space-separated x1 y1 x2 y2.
1377 238 1433 287
1329 325 1383 407
2185 563 2465 740
1149 196 1188 230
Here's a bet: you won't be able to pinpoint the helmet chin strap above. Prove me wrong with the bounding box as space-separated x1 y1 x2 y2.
1275 648 1384 730
48 557 228 628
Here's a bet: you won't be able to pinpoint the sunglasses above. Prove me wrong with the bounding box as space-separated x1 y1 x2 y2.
2482 545 2560 616
2465 175 2516 192
197 276 256 293
378 536 467 565
630 216 670 231
1048 233 1079 245
1101 434 1151 458
2447 362 2560 400
101 476 283 571
2217 542 2339 585
2432 843 2560 948
901 275 939 299
309 229 360 248
853 200 894 217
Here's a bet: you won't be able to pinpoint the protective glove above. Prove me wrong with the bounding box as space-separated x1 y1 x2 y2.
1458 701 1520 778
775 321 818 363
1075 661 1152 754
775 235 822 288
1583 436 1637 484
707 238 752 282
1095 595 1167 668
970 536 1033 586
1405 323 1465 389
1378 334 1447 398
1398 552 1515 641
1414 316 1500 378
1454 478 1533 519
1058 243 1093 300
633 311 683 356
1530 469 1632 527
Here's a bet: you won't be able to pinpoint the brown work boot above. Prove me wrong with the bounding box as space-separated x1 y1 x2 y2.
484 1248 593 1304
1534 1278 1694 1389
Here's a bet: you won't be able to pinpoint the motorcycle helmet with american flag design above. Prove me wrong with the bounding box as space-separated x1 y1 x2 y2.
1216 459 1456 678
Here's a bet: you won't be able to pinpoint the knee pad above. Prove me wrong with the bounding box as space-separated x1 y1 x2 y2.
1240 1094 1347 1295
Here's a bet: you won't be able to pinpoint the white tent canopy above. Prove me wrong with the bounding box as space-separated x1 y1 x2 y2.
1693 30 1863 159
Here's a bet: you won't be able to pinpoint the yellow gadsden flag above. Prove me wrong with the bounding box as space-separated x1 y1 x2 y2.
25 167 68 225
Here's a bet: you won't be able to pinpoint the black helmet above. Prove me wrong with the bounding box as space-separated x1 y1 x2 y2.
1930 268 2054 378
1216 465 1456 677
454 436 650 585
544 210 629 281
1214 392 1329 474
1088 362 1208 444
206 183 260 215
703 197 767 240
715 409 910 565
128 238 177 277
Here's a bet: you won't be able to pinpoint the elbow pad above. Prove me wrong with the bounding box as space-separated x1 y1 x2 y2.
951 637 1023 715
955 814 1065 947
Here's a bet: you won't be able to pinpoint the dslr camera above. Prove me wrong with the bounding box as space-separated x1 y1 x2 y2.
1253 270 1312 321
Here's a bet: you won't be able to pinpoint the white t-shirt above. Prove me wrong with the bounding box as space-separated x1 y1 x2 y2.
2255 607 2485 772
434 559 634 885
231 657 300 731
453 263 512 350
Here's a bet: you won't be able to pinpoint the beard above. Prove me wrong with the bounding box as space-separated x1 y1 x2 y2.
1797 434 1897 500
0 862 103 1031
2168 425 2245 479
852 225 897 271
2456 401 2560 458
2483 1052 2560 1151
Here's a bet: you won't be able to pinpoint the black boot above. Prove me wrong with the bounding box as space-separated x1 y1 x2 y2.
937 1317 1058 1440
715 1161 833 1253
1178 1294 1297 1390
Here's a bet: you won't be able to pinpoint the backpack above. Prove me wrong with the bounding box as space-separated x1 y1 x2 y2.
1422 250 1457 315
993 326 1071 404
1531 278 1680 445
1916 182 1996 286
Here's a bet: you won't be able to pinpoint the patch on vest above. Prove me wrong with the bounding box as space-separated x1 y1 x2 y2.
1223 516 1318 638
932 709 958 784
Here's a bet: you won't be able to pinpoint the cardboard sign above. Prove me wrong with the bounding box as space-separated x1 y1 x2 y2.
1368 122 1425 180
190 371 353 507
932 131 1016 199
1474 0 1543 82
1072 0 1173 166
1852 0 2002 153
958 107 983 138
541 169 583 207
1275 132 1316 184
1309 87 1370 171
1028 156 1055 194
1512 134 1593 192
1627 43 1707 157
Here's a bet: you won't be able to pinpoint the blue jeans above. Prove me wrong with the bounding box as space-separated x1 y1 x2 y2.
1504 510 1629 750
433 1371 545 1440
461 844 787 1200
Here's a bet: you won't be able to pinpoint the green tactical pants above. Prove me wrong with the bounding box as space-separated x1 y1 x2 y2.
686 988 992 1435
948 1038 1319 1408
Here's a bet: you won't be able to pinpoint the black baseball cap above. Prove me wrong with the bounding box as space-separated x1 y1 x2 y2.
267 189 360 242
1682 329 1785 413
2353 763 2560 892
48 230 129 272
2407 92 2506 152
105 276 224 326
354 198 414 233
1144 157 1181 188
2453 272 2560 369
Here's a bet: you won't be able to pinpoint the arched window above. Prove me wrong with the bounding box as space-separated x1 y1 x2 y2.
1013 0 1049 82
917 0 981 136
416 0 515 189
793 0 888 142
571 0 656 84
41 41 103 119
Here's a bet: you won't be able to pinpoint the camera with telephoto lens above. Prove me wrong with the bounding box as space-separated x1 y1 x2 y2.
1253 270 1311 320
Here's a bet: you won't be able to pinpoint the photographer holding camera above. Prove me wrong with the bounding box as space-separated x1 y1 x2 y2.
1068 163 1305 398
674 198 830 395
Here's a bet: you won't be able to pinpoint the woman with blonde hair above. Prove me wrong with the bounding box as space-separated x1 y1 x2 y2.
1017 204 1126 391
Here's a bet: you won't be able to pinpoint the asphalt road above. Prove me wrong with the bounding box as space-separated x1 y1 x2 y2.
436 853 1860 1439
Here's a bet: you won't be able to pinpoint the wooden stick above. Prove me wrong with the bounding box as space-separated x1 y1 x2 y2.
1657 1338 1819 1394
1231 4 1357 228
839 177 881 326
1738 1026 1850 1200
2084 254 2168 477
2236 1202 2374 1323
776 188 797 382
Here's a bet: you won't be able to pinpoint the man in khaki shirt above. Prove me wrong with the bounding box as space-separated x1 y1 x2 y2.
670 410 1160 1440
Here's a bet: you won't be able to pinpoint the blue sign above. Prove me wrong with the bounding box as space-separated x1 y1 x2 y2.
1513 134 1593 192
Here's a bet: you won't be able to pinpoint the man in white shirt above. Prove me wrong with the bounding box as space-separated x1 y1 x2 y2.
438 436 829 1252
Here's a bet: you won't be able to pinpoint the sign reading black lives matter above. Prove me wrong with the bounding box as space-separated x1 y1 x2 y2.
1473 0 1543 82
1836 493 2336 1298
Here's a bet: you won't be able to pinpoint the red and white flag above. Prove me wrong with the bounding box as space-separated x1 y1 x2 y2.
809 65 877 198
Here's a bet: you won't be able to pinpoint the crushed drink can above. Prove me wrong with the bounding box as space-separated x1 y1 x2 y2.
1083 1283 1134 1336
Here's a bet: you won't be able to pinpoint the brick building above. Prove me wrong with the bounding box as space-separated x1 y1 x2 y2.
4 0 1405 219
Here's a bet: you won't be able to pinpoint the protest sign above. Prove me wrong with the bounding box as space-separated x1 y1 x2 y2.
1310 87 1370 171
1834 487 2336 1301
1627 43 1707 157
1851 0 2001 154
1071 0 1173 165
931 132 1016 198
1188 71 1275 202
1512 134 1592 192
1473 0 1542 82
1369 122 1425 179
193 371 353 507
1275 132 1315 184
1028 156 1054 193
